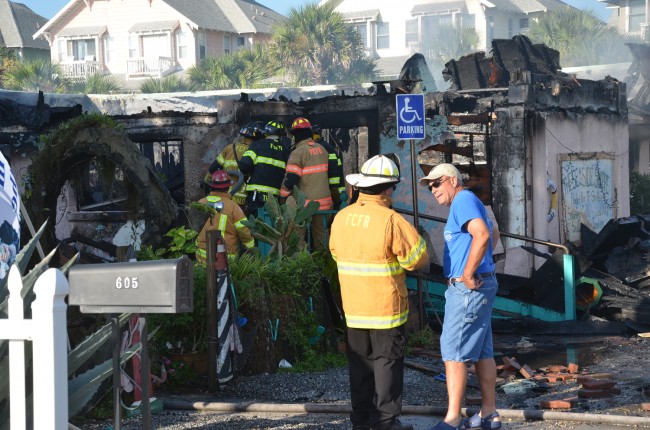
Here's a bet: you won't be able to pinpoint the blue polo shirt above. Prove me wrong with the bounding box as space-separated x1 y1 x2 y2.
443 190 495 278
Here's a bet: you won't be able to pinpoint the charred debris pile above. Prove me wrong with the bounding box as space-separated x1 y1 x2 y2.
504 215 650 333
577 215 650 328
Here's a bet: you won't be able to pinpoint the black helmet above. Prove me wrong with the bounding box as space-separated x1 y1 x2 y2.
264 120 286 136
239 121 265 139
312 124 322 134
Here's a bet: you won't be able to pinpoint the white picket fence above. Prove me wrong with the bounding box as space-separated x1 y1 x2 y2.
0 266 69 430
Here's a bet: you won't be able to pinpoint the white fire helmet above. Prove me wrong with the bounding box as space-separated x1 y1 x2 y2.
346 155 401 188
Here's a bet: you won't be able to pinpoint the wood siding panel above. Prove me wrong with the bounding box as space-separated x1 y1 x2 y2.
206 30 224 58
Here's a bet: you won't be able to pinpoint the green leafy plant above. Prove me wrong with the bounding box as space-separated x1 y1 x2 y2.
140 75 194 93
187 45 278 90
243 187 319 258
270 3 377 85
285 349 347 372
68 73 124 94
2 58 70 93
151 263 207 353
630 171 650 215
227 252 267 308
138 226 207 354
229 249 342 371
160 355 197 386
406 325 440 355
138 225 198 260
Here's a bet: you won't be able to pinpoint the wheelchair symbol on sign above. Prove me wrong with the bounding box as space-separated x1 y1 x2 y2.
399 97 422 124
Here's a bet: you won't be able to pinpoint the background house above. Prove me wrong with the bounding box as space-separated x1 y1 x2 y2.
33 0 284 85
599 0 650 37
319 0 568 83
0 0 49 60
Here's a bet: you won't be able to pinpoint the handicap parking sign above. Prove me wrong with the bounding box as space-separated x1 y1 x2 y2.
396 94 425 140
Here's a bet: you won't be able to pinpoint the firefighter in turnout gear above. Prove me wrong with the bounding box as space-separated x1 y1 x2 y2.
281 117 332 250
238 120 291 216
210 121 264 209
312 124 346 209
196 170 254 260
329 155 429 430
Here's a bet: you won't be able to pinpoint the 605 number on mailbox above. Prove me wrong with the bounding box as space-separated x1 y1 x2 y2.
115 276 139 289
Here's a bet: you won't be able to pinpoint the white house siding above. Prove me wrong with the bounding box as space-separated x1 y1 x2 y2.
48 0 189 75
331 0 560 61
467 1 489 51
335 0 433 57
175 23 197 72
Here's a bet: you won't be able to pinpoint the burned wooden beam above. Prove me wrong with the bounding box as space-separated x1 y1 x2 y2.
427 144 474 158
447 111 491 125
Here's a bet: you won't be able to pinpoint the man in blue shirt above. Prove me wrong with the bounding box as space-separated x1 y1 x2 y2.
420 164 501 430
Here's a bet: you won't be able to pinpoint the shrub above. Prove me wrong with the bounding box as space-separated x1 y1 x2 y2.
630 171 650 215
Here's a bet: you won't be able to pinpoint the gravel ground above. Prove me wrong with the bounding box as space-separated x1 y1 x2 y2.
71 334 650 430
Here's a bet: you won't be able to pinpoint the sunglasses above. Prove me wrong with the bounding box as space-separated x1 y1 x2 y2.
427 177 449 191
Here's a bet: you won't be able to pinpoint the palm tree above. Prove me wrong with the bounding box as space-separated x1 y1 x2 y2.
140 74 193 93
187 44 278 90
528 7 639 67
68 73 124 94
431 24 480 64
0 47 16 88
269 3 376 85
2 58 70 93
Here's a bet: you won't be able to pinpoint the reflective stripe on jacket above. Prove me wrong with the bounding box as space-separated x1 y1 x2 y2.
280 139 332 210
316 138 345 193
329 193 429 329
238 136 290 197
216 140 250 205
196 192 254 258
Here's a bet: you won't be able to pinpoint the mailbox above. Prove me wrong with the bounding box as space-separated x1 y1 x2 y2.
68 256 193 313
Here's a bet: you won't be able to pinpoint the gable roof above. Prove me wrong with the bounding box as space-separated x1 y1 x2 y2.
411 2 467 15
160 0 236 32
0 0 48 50
34 0 284 40
161 0 284 33
479 0 567 13
341 10 381 21
233 0 284 33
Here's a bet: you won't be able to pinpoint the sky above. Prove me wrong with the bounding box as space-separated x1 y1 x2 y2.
21 0 611 22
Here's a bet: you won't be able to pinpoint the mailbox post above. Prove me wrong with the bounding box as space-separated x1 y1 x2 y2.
68 256 193 430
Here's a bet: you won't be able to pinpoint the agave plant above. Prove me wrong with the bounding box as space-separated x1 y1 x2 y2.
0 222 139 427
243 187 319 258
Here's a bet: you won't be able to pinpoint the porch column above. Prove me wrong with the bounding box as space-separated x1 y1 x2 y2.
630 138 650 175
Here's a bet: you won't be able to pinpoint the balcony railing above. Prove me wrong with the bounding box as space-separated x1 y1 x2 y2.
61 60 101 79
126 56 174 79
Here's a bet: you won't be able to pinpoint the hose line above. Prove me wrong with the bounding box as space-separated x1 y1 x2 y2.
163 400 650 427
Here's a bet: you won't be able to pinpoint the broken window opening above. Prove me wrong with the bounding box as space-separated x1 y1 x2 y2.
78 159 128 211
138 140 184 206
77 140 184 212
417 115 492 204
